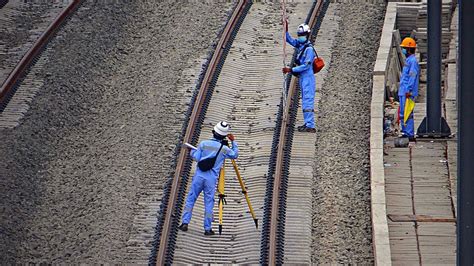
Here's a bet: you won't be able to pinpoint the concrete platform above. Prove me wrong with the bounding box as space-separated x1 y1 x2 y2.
371 3 458 265
381 5 458 266
384 137 456 265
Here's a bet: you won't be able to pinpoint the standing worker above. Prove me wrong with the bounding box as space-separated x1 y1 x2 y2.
398 37 419 140
178 121 239 236
282 22 316 133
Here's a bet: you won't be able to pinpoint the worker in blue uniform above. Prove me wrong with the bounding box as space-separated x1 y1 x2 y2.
282 23 316 133
178 121 239 235
398 37 419 139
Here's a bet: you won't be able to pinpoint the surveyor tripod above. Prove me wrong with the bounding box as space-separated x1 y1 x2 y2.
217 159 258 235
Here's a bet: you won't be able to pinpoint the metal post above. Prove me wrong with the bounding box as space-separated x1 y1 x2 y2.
417 0 451 137
457 0 474 264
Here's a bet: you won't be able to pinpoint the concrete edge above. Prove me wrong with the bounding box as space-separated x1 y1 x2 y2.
373 2 397 76
370 2 397 266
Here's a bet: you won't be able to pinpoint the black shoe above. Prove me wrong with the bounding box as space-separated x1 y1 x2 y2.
204 229 215 236
297 124 307 131
298 126 316 133
178 223 188 232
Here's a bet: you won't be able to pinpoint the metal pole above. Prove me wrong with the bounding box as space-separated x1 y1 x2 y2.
427 0 442 132
417 0 451 137
457 0 474 264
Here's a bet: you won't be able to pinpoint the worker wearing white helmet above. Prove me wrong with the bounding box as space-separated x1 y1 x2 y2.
179 121 239 235
283 22 317 133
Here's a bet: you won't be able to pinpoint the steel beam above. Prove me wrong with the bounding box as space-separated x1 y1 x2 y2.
417 0 451 137
457 0 474 264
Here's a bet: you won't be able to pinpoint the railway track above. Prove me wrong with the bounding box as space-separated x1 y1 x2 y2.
1 0 331 263
150 0 329 264
260 1 328 264
0 1 9 9
0 0 81 127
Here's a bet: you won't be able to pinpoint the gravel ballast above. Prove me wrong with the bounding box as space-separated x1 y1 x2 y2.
0 1 231 263
0 1 67 85
311 2 386 264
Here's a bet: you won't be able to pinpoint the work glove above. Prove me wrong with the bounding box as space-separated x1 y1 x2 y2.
282 67 292 74
227 134 235 141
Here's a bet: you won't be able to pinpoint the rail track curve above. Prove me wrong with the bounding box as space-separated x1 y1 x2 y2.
1 0 331 263
149 0 329 264
0 0 82 112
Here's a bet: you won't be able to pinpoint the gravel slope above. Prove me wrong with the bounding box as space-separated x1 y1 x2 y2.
0 1 231 263
311 2 385 264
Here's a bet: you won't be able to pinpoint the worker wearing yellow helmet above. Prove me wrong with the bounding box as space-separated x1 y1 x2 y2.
398 37 419 140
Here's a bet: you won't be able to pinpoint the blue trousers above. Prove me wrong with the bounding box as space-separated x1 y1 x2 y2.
399 95 415 137
300 73 316 128
182 172 217 231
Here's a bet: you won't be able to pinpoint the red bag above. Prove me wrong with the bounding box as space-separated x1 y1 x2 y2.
312 47 324 74
313 57 325 74
297 44 325 74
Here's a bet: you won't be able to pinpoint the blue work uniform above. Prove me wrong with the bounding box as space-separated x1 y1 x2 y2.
286 32 316 129
182 138 239 231
398 54 419 137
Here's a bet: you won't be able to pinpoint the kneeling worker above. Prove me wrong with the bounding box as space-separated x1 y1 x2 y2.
179 121 239 235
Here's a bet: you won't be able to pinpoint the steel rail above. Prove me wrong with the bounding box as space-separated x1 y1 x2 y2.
0 0 8 9
154 1 249 264
267 1 324 264
0 0 82 109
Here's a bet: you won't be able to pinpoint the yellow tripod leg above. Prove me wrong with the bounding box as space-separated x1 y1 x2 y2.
231 159 258 229
218 161 226 235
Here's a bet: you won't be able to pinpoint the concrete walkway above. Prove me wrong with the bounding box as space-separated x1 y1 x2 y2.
383 7 458 266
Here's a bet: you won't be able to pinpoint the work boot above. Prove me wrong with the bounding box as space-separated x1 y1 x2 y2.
298 125 316 133
297 124 307 131
204 229 215 236
178 223 188 232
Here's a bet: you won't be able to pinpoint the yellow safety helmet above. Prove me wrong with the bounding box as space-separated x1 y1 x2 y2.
400 37 417 48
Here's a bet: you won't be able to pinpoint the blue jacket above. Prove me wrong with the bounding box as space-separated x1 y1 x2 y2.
398 54 419 97
191 138 238 177
286 32 315 76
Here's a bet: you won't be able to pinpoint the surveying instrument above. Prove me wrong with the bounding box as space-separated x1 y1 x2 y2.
217 157 258 235
184 141 258 235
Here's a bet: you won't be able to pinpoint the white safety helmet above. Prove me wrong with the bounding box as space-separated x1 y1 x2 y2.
213 121 230 137
297 23 311 36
